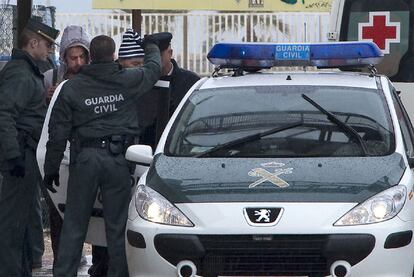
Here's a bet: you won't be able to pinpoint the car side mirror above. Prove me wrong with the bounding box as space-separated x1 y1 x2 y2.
408 157 414 168
125 145 153 166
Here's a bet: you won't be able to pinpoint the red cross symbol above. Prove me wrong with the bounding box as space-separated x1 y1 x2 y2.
358 12 400 54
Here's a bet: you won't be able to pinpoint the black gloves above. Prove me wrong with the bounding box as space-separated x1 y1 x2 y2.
143 32 172 51
8 156 25 178
43 174 60 193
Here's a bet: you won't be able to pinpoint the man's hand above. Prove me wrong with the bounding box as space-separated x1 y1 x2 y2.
8 156 25 177
143 32 172 49
43 174 60 193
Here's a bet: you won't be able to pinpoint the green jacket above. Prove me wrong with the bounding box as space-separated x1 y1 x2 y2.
44 43 161 175
0 49 47 161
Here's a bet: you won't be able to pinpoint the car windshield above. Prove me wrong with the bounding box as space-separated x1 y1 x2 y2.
166 85 395 157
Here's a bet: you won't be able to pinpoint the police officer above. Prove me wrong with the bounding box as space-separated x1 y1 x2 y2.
43 34 163 276
87 29 146 277
0 18 59 276
137 32 200 149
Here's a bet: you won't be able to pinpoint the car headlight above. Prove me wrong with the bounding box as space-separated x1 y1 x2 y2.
335 185 407 226
135 185 194 227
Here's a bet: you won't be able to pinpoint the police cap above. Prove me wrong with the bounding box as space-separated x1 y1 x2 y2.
25 17 60 44
156 32 172 52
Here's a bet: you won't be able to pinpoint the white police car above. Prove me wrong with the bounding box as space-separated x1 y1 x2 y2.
126 41 414 277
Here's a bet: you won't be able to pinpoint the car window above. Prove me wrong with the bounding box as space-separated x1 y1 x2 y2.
390 84 414 156
166 85 395 157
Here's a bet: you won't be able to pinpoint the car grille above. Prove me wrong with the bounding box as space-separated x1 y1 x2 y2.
154 234 375 277
200 235 327 276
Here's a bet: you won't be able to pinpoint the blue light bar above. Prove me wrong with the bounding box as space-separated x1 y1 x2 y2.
207 42 383 69
0 55 11 62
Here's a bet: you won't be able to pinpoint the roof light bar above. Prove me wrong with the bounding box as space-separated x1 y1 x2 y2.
207 42 383 69
0 56 11 62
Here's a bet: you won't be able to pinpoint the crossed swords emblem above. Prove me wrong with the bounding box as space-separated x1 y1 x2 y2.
248 162 292 188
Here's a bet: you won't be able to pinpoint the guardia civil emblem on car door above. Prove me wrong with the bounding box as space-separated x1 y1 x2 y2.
248 162 292 188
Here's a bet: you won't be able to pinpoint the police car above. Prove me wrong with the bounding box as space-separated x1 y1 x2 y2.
124 42 414 277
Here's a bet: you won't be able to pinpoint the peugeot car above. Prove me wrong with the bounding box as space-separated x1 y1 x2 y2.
125 42 414 277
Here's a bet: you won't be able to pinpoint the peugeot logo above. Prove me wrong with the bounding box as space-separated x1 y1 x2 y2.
243 207 284 226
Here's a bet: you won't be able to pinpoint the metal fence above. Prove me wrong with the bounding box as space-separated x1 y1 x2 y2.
0 4 56 70
0 4 16 58
56 12 330 75
0 5 56 55
0 9 329 74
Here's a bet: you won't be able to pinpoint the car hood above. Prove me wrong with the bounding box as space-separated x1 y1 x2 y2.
145 153 405 203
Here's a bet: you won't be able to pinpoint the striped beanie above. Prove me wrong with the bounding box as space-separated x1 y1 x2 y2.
118 29 144 59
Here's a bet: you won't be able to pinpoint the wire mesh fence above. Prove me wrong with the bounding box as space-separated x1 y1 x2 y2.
0 4 56 69
32 5 56 33
0 4 16 59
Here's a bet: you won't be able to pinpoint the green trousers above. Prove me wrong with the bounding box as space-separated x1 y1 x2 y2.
53 148 131 277
0 149 40 277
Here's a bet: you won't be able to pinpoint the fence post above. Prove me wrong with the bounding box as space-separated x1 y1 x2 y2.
246 13 252 42
17 0 32 48
183 14 188 69
132 9 142 34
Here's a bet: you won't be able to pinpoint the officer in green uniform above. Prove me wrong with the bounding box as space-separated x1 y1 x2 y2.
43 34 163 277
0 18 59 276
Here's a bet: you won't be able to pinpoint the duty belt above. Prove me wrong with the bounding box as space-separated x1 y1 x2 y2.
80 139 110 149
70 135 136 161
78 135 137 150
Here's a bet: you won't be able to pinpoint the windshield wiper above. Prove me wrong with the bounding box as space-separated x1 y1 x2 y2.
194 120 304 158
301 94 368 156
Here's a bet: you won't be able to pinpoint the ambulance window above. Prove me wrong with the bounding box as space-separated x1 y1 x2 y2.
391 85 414 156
339 0 411 80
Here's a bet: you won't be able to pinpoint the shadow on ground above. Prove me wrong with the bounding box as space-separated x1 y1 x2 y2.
32 233 94 277
32 255 92 277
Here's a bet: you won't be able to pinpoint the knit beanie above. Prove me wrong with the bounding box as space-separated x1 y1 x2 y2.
118 29 144 59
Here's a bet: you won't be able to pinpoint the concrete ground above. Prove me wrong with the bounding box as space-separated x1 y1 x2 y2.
32 256 92 277
31 233 93 277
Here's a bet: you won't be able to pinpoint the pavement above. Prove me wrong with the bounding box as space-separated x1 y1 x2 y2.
29 232 94 276
32 255 92 277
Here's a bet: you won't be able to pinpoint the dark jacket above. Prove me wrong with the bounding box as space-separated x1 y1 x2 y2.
137 59 200 148
44 43 161 175
0 49 47 161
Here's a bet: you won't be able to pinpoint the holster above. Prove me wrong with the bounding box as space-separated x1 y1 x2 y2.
108 135 137 174
108 135 124 156
69 137 80 165
16 130 33 159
